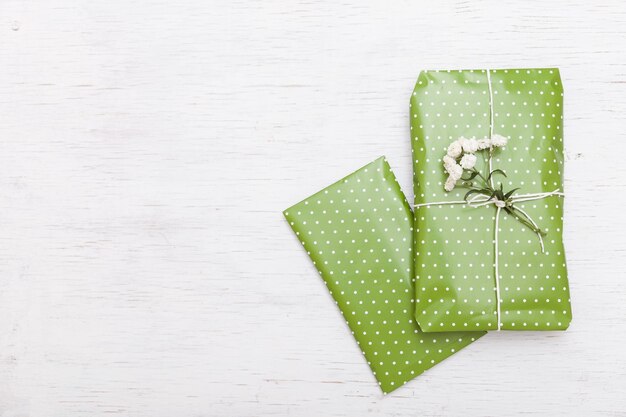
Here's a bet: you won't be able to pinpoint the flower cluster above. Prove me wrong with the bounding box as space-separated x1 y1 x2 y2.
443 134 509 191
439 133 548 238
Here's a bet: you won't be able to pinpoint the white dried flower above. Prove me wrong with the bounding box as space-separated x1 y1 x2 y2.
477 138 491 150
447 140 463 158
490 134 508 147
462 138 479 153
443 154 456 166
445 162 463 181
460 153 477 169
444 175 457 192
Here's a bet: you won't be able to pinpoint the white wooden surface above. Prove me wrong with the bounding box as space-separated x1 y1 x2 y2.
1 1 625 416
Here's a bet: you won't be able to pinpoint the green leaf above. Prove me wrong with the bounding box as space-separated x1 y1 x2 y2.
492 183 504 200
464 189 483 201
462 170 479 181
488 169 507 180
504 188 520 199
464 187 493 200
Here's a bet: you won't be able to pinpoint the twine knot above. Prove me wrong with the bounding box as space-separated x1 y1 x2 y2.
493 199 507 208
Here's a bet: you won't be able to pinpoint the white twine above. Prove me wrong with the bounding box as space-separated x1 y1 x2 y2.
413 70 565 331
487 69 495 189
494 205 501 328
413 189 564 209
487 70 495 138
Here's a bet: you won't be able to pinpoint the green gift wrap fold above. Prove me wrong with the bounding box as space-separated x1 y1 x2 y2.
410 68 572 332
284 157 484 394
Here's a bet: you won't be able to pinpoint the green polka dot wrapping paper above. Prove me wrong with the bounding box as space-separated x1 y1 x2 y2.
410 68 572 332
283 157 484 394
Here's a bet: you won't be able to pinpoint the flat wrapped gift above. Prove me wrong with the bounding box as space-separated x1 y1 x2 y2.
410 69 572 332
283 157 484 394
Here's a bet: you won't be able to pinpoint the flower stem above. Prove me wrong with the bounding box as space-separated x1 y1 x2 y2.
507 206 546 236
471 168 490 188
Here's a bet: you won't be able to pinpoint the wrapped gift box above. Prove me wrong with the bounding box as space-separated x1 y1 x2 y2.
284 157 484 393
410 69 572 332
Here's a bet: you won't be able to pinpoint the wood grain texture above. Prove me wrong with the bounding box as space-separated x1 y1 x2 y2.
1 0 625 416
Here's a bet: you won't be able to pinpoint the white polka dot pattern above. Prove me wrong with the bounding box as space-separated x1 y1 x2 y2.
284 157 485 394
410 69 572 332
